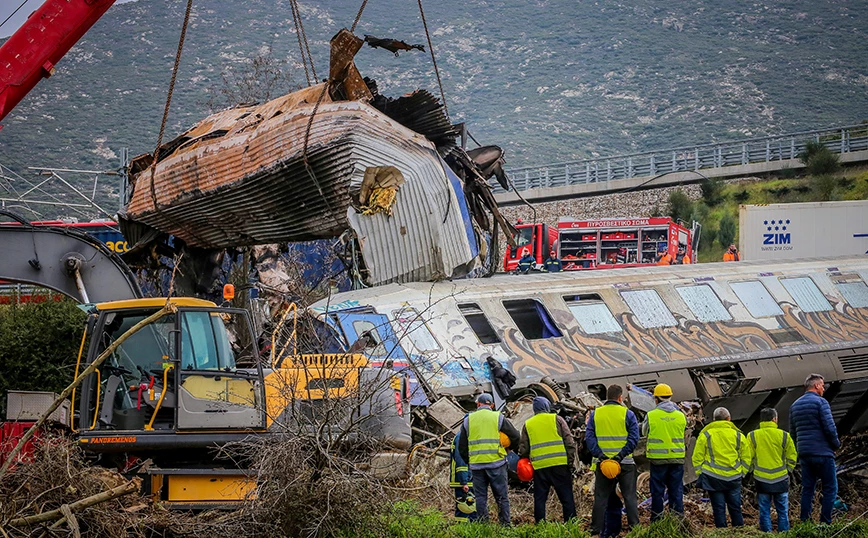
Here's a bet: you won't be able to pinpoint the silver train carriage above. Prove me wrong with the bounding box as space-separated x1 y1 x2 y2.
307 255 868 434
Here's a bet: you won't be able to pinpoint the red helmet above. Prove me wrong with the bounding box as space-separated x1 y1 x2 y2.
517 457 534 482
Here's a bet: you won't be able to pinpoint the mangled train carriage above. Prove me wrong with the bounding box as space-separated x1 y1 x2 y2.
305 255 868 445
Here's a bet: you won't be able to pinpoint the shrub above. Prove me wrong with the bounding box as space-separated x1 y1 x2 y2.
718 213 737 247
811 174 838 201
733 189 750 203
699 226 717 250
799 140 840 176
666 190 693 223
699 177 725 206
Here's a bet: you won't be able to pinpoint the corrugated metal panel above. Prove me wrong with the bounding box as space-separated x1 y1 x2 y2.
621 289 677 328
731 281 784 318
676 284 732 322
837 282 868 308
781 277 832 312
347 145 475 285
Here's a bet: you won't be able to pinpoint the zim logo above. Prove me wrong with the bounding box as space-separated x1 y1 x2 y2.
763 219 791 245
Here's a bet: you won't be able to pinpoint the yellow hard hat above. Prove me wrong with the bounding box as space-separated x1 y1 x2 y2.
500 432 511 449
457 493 476 514
653 383 673 398
600 459 621 479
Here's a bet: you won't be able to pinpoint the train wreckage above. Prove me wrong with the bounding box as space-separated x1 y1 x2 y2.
303 255 868 460
119 29 515 287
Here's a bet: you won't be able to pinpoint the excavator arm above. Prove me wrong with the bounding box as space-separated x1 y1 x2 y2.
0 0 116 124
0 210 141 302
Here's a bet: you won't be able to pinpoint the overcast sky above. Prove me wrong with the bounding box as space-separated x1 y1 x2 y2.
1 0 136 38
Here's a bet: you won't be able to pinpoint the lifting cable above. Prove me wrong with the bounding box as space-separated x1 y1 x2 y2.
350 0 369 33
294 0 318 82
288 0 313 85
416 0 448 120
146 0 208 246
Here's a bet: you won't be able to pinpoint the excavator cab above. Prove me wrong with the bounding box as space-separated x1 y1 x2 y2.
76 298 266 451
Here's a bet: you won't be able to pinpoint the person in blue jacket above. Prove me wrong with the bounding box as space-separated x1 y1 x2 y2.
450 430 478 522
543 251 562 273
517 249 535 274
790 373 840 524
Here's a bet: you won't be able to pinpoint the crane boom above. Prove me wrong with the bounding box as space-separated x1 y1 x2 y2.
0 0 116 124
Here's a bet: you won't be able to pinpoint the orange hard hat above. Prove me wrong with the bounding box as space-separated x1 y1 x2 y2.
500 432 511 449
600 459 621 479
517 457 534 482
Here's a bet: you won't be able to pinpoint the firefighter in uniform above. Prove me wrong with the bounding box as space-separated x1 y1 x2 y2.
518 396 576 522
586 384 640 536
450 430 477 522
749 408 797 532
543 251 562 273
458 393 520 525
517 249 535 274
692 407 753 528
642 384 687 521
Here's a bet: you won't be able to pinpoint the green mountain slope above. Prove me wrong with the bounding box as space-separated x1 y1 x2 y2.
1 0 867 215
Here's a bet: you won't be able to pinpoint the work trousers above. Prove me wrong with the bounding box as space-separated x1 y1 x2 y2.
799 456 838 524
532 465 576 523
589 464 639 535
649 463 684 522
472 465 510 525
758 492 789 532
601 493 623 538
708 485 744 528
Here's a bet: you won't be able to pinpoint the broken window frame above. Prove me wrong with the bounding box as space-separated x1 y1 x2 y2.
391 306 441 352
562 294 622 335
458 303 501 345
675 284 732 322
780 277 832 313
730 280 784 318
501 298 563 340
620 289 677 329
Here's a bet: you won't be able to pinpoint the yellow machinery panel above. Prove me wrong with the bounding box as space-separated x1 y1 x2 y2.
149 469 255 505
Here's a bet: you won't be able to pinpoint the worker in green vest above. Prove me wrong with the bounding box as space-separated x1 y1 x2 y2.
585 384 640 536
749 408 797 532
457 393 520 525
641 383 687 522
692 407 753 528
518 396 576 522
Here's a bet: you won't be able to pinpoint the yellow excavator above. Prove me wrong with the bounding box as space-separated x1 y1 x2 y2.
1 214 411 508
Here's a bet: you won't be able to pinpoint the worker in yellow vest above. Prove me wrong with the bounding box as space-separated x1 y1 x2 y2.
585 384 640 536
457 393 520 525
749 408 797 532
692 407 753 528
641 383 687 522
518 396 576 523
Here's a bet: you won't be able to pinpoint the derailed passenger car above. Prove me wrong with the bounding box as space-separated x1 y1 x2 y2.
307 256 868 441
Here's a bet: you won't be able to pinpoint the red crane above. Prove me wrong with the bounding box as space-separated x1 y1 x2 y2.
0 0 116 125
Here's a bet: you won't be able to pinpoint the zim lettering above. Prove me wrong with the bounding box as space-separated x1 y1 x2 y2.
762 233 791 245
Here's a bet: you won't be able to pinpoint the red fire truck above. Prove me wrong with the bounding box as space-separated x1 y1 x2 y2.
503 217 698 272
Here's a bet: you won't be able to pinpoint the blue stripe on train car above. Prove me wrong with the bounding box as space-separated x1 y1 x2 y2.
441 158 479 259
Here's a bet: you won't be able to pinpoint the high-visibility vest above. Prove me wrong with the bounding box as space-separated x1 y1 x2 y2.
525 413 568 469
466 409 506 466
749 422 796 484
698 422 747 481
593 404 632 462
646 407 687 460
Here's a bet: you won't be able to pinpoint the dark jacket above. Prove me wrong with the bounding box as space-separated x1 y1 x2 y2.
450 430 471 486
518 414 576 468
790 391 840 458
458 409 521 470
585 401 640 465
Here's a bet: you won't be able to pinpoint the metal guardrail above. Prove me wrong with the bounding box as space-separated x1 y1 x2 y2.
497 124 868 193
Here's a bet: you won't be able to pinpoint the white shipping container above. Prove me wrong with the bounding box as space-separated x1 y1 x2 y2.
739 200 868 261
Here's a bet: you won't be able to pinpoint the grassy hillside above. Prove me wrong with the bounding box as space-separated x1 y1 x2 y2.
667 167 868 263
1 0 868 219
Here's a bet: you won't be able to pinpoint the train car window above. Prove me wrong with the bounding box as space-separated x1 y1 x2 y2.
620 289 677 328
781 277 832 312
563 295 622 334
502 299 563 340
350 320 389 357
730 281 784 318
391 307 441 352
676 285 732 322
458 303 501 344
837 281 868 308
